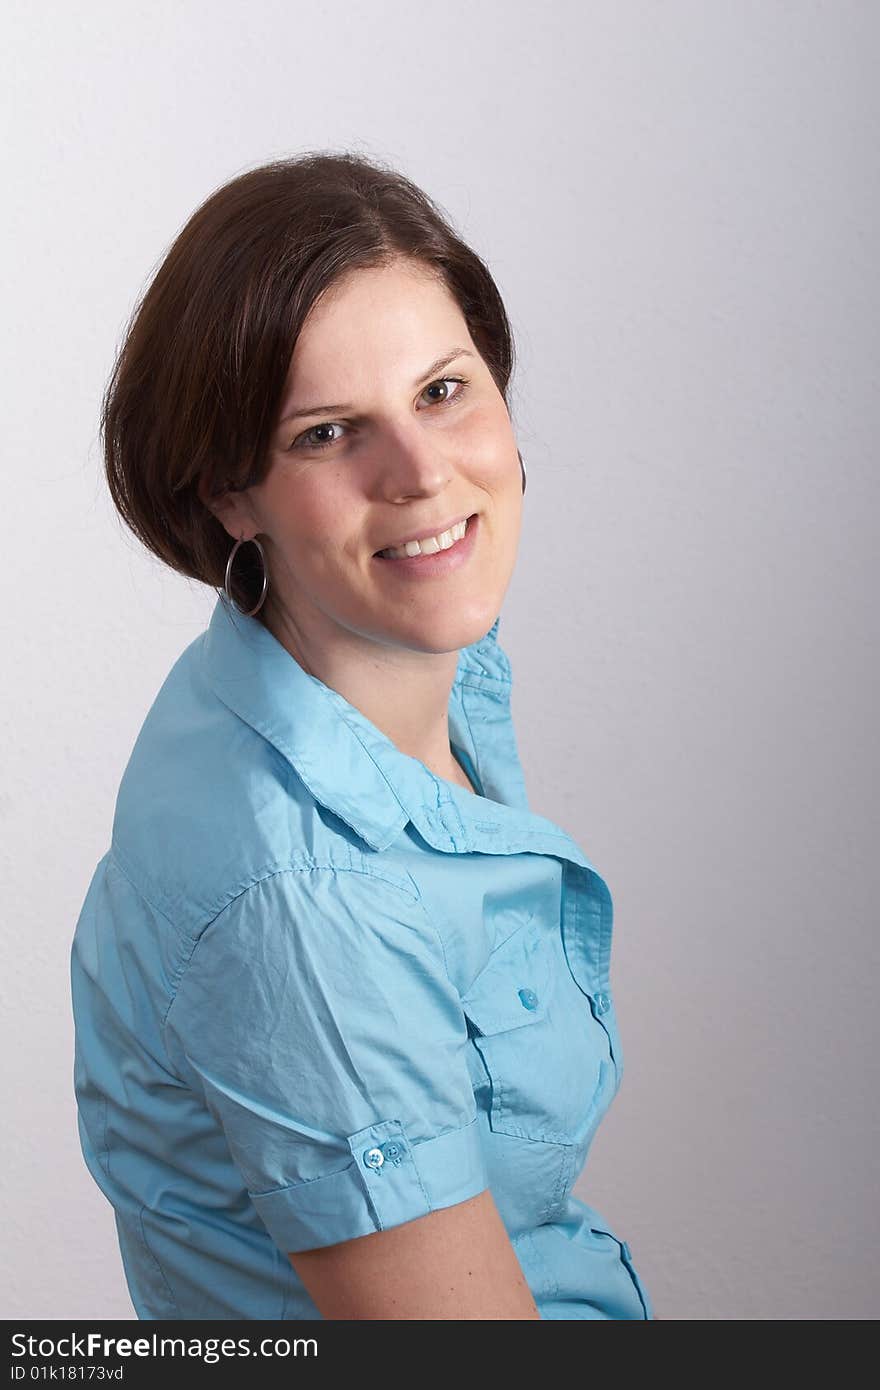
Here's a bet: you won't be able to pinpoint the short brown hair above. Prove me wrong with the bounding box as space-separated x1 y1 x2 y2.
101 149 518 618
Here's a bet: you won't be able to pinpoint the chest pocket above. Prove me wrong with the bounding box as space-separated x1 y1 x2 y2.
460 910 611 1149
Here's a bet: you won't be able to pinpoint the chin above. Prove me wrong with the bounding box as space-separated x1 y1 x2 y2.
392 607 501 656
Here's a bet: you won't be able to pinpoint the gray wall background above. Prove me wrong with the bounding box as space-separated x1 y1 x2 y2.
2 0 877 1320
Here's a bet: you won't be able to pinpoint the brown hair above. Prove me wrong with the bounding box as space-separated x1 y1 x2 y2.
101 148 518 618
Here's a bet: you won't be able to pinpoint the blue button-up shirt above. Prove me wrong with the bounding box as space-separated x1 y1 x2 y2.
70 593 654 1320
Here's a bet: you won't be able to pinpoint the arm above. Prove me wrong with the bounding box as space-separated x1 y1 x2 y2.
164 866 539 1318
290 1189 540 1319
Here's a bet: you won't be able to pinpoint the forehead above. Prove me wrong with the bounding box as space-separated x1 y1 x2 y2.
285 263 469 387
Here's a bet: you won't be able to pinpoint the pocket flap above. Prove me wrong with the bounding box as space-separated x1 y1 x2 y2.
460 913 555 1035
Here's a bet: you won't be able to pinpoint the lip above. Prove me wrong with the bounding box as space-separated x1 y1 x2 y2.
373 512 479 578
373 512 473 555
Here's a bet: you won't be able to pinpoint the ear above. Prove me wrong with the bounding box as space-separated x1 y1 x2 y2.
196 473 259 543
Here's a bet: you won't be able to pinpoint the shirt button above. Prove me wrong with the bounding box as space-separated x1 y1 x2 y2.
362 1146 385 1171
518 987 539 1010
382 1140 405 1165
594 991 610 1014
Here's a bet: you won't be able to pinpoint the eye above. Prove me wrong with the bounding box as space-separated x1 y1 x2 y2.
287 376 470 452
419 376 468 407
291 421 346 452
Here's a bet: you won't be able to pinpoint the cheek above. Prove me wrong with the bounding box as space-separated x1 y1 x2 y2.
272 475 369 577
459 402 517 475
269 469 355 541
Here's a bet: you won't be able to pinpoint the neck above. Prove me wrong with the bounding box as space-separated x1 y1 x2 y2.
260 598 465 779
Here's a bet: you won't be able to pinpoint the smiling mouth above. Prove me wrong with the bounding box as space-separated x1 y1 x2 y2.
374 513 476 560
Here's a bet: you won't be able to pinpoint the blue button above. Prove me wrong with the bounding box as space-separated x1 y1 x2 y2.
594 991 610 1014
518 987 539 1010
362 1146 385 1171
381 1140 405 1166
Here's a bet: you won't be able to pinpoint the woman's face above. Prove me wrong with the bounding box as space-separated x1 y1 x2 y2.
208 258 523 660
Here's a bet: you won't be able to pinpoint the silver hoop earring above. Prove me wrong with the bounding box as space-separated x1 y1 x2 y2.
223 535 268 617
518 450 527 495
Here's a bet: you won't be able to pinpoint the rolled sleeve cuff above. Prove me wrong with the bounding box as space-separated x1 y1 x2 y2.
250 1116 488 1254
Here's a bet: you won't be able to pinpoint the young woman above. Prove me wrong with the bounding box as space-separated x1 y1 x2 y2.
70 151 655 1320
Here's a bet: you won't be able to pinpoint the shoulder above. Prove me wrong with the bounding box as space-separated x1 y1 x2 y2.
109 630 357 934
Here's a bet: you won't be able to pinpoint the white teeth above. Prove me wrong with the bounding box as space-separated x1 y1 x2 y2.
381 517 468 560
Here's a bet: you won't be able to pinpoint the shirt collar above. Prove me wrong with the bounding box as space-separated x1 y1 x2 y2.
200 592 599 874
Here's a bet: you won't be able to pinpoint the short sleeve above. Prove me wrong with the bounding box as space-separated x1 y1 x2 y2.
163 866 488 1253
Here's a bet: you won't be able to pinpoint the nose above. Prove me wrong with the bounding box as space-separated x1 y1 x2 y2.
373 420 455 501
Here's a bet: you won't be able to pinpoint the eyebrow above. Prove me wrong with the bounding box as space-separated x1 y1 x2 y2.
277 348 476 428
